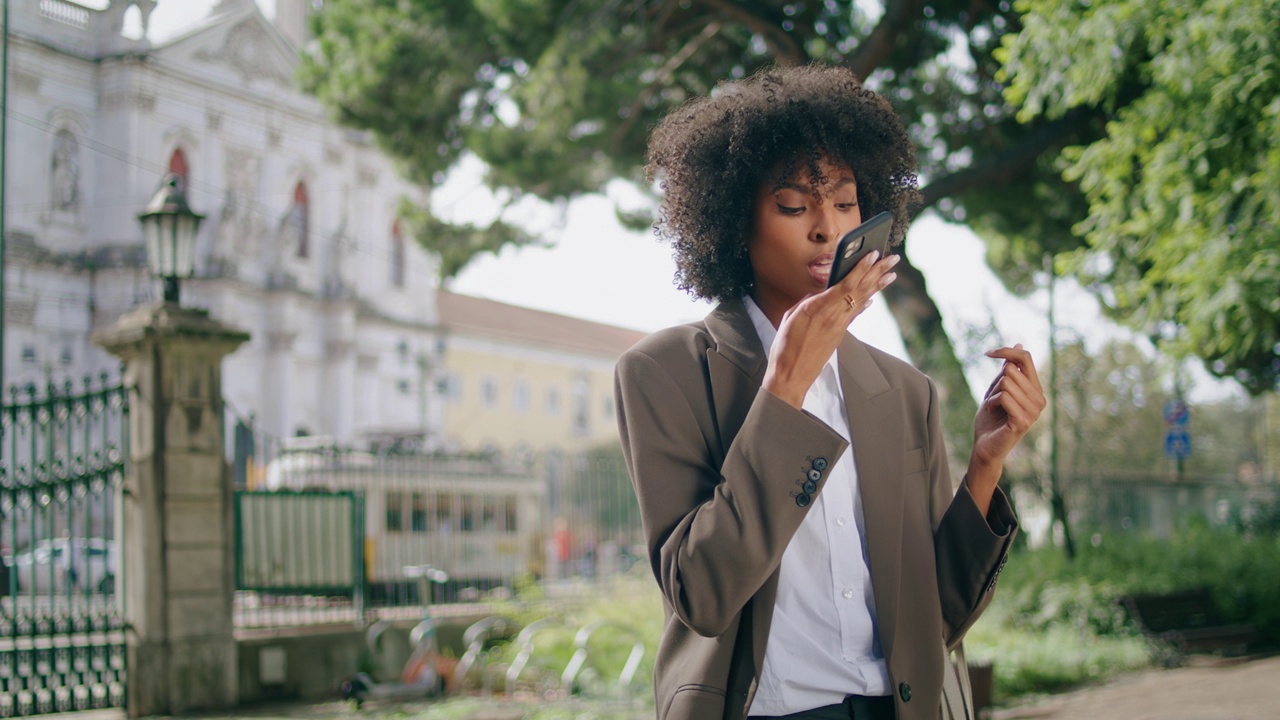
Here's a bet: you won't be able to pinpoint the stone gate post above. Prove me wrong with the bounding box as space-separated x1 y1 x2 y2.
93 303 250 716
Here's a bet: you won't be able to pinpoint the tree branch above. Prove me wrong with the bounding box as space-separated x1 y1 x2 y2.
844 0 923 80
613 21 723 153
697 0 808 65
913 108 1092 218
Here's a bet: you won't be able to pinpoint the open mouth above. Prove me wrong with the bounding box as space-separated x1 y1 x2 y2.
809 257 833 284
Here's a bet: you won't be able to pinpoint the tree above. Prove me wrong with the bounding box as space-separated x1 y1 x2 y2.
1016 337 1261 548
998 0 1280 393
301 0 1105 461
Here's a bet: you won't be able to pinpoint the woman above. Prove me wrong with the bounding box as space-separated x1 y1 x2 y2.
615 65 1045 720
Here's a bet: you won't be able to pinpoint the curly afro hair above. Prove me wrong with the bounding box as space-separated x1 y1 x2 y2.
645 64 920 303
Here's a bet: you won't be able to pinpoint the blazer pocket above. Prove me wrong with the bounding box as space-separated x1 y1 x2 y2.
664 684 726 720
905 447 927 475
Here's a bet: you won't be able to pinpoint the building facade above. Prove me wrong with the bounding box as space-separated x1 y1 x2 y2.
435 291 646 453
6 0 646 455
6 0 443 446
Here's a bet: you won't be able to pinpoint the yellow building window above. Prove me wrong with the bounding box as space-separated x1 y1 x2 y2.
386 492 405 532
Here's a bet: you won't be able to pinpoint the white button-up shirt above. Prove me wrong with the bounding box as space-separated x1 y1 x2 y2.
744 296 891 716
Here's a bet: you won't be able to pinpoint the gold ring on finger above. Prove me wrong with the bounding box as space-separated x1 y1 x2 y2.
844 295 856 310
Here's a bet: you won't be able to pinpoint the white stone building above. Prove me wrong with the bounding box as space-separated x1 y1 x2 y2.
5 0 446 447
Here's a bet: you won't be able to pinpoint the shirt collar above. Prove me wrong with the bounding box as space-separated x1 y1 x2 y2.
742 295 840 374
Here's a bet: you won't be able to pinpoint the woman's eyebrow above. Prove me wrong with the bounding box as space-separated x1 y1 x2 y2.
772 177 857 194
773 181 808 193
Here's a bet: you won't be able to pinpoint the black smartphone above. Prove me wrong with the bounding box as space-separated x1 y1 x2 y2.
826 211 894 288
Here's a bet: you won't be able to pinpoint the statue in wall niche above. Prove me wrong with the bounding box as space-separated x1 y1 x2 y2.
220 147 262 260
51 129 80 211
279 202 305 254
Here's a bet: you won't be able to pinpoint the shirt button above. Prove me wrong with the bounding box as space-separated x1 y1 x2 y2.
835 517 846 527
842 589 854 600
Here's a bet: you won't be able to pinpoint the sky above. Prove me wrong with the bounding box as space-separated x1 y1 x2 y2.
140 0 1240 406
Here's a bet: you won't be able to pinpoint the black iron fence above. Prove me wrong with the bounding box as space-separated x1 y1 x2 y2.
0 377 128 716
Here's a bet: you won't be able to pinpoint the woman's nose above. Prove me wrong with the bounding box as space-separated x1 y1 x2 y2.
811 208 840 243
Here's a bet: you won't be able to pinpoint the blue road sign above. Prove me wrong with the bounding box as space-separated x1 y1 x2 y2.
1163 399 1189 426
1165 429 1192 460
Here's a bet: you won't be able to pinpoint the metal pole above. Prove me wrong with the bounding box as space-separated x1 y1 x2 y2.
1 0 9 394
1047 256 1057 505
1174 366 1185 481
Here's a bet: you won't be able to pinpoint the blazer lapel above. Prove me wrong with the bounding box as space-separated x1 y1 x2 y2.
703 299 767 465
838 335 906 661
702 299 778 678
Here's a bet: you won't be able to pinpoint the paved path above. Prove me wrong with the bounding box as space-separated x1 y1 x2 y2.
993 654 1280 720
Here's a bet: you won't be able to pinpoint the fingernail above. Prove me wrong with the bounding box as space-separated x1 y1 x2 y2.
882 273 897 284
869 250 880 262
888 254 901 266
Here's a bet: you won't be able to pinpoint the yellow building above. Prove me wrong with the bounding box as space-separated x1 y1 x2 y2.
435 291 648 453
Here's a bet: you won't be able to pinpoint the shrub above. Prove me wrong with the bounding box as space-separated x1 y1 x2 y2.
967 522 1280 704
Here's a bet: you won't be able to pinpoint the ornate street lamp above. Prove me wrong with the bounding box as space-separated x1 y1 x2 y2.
137 174 205 305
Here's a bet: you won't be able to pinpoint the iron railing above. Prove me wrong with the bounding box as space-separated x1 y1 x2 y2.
0 376 128 716
226 419 645 628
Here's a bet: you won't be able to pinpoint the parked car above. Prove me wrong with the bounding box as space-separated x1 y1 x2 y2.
7 538 116 594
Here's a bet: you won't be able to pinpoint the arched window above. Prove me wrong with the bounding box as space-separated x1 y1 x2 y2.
167 148 189 190
291 181 310 258
391 220 406 288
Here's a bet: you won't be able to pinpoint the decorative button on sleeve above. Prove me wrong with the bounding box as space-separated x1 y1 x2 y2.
812 457 828 471
795 493 811 508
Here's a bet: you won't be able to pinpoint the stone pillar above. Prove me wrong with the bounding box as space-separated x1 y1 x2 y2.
92 303 249 717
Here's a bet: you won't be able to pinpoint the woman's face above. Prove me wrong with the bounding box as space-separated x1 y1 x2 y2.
746 157 862 323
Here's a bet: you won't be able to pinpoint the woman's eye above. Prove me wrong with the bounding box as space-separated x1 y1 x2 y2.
836 202 858 211
777 204 804 215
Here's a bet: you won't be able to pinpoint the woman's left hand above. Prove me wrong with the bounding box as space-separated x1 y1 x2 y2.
966 345 1046 511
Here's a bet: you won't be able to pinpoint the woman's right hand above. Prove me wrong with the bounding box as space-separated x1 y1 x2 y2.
762 251 899 409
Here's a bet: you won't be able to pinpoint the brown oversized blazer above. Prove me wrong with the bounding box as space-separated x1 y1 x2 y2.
614 299 1017 720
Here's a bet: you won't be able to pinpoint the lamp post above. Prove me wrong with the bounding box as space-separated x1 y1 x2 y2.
137 174 204 306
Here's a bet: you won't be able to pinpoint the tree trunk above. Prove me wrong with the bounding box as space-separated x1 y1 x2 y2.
880 246 978 472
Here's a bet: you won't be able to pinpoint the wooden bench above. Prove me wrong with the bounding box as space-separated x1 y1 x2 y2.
1122 587 1258 660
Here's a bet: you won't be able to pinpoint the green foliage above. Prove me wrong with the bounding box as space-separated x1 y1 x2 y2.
999 522 1280 646
303 0 1084 279
968 522 1280 702
966 618 1149 699
303 0 1098 466
487 569 663 699
1000 0 1280 392
1047 338 1261 478
396 200 543 279
1241 496 1280 536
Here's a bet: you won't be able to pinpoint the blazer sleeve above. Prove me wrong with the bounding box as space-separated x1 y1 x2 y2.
614 347 848 638
925 377 1018 649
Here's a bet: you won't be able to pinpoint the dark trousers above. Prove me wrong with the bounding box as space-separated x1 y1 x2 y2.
750 694 895 720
